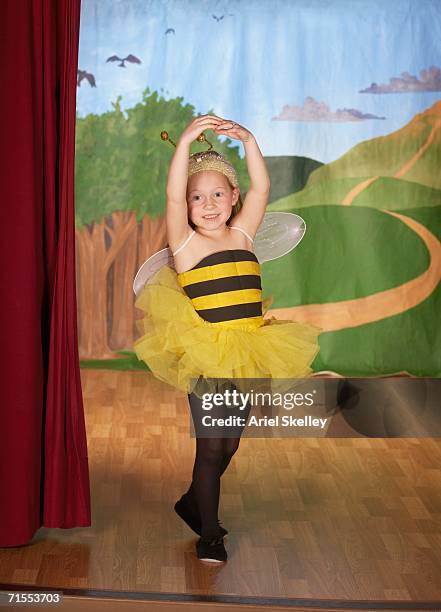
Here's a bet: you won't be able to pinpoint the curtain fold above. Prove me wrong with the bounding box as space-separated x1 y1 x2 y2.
0 0 90 547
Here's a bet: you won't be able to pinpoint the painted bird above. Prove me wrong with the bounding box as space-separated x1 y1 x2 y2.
106 54 142 68
77 69 96 87
212 13 234 21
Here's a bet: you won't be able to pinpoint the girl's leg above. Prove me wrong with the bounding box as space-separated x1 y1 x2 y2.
186 387 252 537
219 437 241 475
217 393 252 475
187 391 226 538
189 435 225 538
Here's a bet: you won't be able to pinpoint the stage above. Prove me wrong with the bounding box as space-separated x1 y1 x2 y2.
1 370 440 610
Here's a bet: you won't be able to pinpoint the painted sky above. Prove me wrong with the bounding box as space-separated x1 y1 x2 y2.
77 0 441 163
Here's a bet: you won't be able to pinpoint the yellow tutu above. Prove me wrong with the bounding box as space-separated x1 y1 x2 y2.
133 265 323 398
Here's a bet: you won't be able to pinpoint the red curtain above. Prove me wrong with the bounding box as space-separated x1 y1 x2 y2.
0 0 90 546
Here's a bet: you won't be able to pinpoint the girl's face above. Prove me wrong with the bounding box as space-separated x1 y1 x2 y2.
186 171 239 229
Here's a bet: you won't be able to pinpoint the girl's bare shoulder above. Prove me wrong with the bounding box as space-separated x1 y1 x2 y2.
172 226 251 273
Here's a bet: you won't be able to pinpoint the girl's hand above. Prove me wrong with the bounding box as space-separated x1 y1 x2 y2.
178 114 225 146
214 120 253 142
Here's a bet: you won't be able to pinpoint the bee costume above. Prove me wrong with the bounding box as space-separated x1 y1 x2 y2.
133 131 323 399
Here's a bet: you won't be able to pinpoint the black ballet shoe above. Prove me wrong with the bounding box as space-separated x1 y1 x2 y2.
196 535 227 563
174 493 228 537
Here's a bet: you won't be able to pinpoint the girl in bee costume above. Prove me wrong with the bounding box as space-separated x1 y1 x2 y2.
133 115 323 563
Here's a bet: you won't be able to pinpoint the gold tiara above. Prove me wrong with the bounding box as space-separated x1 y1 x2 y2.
160 130 239 188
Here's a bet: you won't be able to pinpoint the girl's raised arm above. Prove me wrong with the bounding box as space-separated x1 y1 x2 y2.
166 115 224 248
241 135 271 233
166 138 192 249
213 121 270 238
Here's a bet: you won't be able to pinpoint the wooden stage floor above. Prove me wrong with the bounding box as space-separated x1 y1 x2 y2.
1 370 440 609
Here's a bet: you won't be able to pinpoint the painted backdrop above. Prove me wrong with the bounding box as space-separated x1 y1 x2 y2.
75 0 441 377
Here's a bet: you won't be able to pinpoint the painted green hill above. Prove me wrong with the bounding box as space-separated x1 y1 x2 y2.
260 205 429 307
264 155 323 203
304 99 441 191
268 175 441 210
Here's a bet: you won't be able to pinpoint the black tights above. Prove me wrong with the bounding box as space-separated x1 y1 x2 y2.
186 388 252 538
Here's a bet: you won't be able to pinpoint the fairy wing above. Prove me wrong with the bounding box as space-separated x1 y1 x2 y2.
253 211 306 263
133 247 175 296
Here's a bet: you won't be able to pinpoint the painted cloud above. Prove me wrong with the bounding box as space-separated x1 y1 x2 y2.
272 96 385 122
360 66 441 93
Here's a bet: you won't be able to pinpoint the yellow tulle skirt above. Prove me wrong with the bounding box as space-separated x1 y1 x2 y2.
133 265 323 398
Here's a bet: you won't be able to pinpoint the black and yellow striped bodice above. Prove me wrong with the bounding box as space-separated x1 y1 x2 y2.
176 249 265 330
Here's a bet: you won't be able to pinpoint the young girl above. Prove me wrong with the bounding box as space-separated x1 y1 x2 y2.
133 114 322 563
